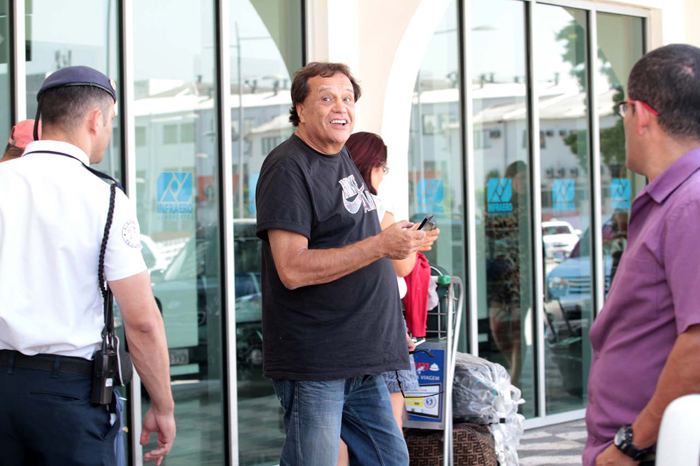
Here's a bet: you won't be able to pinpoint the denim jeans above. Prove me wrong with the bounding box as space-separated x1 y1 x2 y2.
272 375 410 466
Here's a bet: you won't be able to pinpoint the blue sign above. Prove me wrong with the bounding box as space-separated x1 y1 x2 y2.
552 179 576 211
406 347 445 424
417 179 444 205
611 178 631 210
487 178 513 215
157 172 194 217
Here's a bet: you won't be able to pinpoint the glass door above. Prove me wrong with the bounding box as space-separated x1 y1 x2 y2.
595 13 646 293
133 1 225 464
535 4 593 415
227 1 303 463
471 0 536 418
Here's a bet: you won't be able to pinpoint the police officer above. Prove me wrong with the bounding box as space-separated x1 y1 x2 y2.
0 66 175 465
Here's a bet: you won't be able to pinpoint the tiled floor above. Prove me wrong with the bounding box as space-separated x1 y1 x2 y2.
518 419 587 466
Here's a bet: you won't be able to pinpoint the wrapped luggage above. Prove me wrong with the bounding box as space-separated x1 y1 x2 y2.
452 352 525 466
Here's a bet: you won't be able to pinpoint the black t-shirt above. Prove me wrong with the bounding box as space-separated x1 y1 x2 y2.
255 134 409 381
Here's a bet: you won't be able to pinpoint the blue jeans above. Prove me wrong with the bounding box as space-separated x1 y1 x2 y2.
272 375 410 466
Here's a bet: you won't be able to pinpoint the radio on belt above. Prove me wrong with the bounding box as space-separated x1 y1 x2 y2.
91 344 118 405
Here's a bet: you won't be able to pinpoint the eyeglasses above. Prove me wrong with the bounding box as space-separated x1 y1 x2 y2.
382 165 390 176
616 100 659 118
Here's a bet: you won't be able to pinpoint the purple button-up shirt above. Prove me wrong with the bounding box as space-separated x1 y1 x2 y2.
583 148 700 466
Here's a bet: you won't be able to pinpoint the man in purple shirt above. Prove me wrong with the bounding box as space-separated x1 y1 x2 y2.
584 44 700 466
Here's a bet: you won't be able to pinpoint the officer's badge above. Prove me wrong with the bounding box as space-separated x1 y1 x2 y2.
121 220 141 249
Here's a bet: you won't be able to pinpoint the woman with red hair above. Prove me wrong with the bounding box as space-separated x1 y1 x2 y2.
335 132 439 465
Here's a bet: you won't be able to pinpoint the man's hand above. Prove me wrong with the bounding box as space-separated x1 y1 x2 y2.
418 227 440 252
405 333 416 352
595 444 639 466
111 272 175 464
379 221 426 260
141 407 176 465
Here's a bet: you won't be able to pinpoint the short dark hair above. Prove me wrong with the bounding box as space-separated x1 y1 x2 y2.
345 132 387 195
289 62 362 127
2 143 23 161
40 86 113 133
628 44 700 141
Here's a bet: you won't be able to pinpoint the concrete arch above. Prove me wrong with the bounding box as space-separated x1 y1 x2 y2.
379 0 452 219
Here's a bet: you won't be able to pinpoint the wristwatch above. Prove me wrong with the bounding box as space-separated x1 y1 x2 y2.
614 424 653 461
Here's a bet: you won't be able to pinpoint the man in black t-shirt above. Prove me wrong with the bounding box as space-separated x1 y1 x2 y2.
256 62 425 466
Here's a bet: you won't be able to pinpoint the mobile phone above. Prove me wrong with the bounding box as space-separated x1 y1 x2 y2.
423 221 437 232
417 214 434 231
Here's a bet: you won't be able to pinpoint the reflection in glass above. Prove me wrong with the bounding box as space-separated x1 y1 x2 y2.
0 1 10 145
134 1 224 464
408 0 465 317
596 13 645 289
536 4 592 415
24 0 120 177
472 0 535 418
227 1 303 464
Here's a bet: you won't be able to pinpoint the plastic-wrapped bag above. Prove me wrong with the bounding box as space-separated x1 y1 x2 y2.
452 352 525 466
490 411 524 466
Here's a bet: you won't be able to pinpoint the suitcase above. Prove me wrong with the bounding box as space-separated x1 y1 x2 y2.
404 423 498 466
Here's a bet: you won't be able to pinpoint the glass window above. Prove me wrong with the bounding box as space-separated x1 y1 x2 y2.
25 0 120 178
536 4 593 415
472 0 535 418
133 1 224 464
0 1 10 145
408 0 464 301
181 122 195 143
544 225 574 236
164 124 178 145
136 126 147 147
227 1 303 464
596 13 645 291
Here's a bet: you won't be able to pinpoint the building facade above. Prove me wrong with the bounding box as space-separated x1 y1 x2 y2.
1 0 698 464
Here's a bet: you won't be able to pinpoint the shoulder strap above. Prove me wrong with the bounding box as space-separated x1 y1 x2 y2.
99 183 118 345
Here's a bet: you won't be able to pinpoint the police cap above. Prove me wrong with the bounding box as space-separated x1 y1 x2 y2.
37 66 117 103
34 66 117 140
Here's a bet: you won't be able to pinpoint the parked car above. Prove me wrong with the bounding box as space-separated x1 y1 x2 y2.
140 234 168 272
149 222 263 380
544 216 624 397
546 218 618 313
542 219 581 261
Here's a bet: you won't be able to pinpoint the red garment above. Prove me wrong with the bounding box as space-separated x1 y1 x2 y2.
403 252 430 337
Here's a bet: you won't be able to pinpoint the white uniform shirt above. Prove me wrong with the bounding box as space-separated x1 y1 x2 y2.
372 194 408 299
0 140 147 359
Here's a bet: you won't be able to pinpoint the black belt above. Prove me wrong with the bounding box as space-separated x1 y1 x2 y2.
0 350 93 377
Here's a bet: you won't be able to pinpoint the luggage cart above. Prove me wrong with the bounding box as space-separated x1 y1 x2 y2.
404 272 464 466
